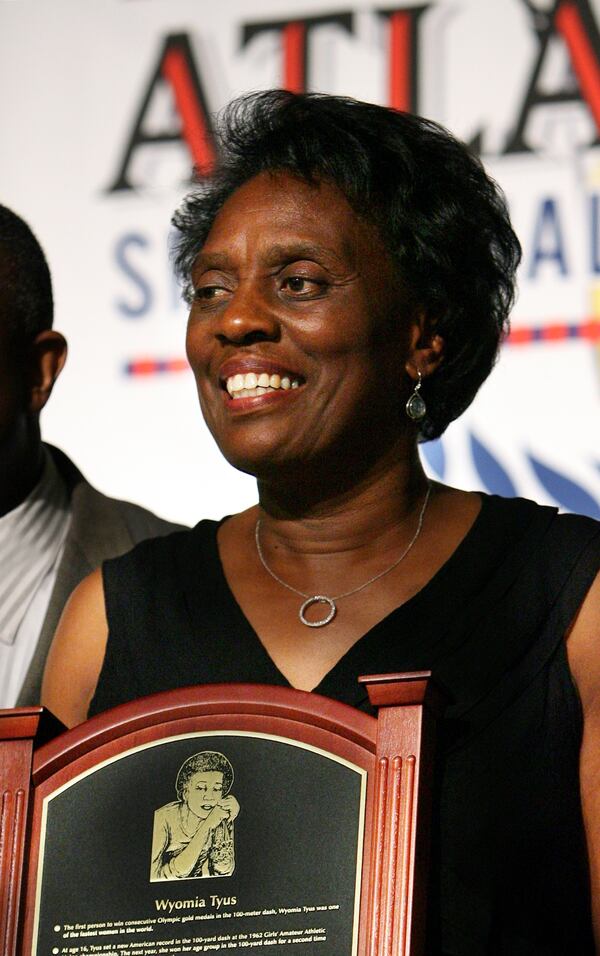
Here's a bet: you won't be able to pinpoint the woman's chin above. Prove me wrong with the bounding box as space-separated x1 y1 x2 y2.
212 428 302 477
220 446 310 483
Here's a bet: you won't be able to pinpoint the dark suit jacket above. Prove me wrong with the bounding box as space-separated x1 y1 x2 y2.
16 445 185 705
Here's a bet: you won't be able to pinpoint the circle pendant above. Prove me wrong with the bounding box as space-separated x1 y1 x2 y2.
299 595 337 628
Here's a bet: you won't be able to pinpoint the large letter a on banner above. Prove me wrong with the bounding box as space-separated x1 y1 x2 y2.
107 33 216 192
505 0 600 152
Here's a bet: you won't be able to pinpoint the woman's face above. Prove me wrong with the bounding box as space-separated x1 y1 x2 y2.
183 770 225 819
186 171 414 479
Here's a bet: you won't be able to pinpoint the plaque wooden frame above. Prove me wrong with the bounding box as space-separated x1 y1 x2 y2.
0 672 444 956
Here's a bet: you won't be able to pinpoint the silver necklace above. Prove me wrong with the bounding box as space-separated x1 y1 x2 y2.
254 483 432 628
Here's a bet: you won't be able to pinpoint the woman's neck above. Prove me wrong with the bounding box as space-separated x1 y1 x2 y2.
255 444 430 557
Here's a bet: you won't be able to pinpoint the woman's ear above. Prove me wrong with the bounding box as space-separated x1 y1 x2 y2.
28 330 67 414
405 312 444 382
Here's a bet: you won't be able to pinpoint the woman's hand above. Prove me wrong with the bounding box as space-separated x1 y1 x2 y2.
204 794 239 829
218 794 240 822
205 804 232 829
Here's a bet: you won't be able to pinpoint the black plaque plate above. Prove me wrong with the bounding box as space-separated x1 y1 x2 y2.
33 732 367 956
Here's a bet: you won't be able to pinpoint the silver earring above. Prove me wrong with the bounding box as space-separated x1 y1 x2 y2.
405 370 427 421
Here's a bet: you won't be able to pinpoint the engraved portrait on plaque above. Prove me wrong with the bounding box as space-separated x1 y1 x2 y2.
150 751 238 881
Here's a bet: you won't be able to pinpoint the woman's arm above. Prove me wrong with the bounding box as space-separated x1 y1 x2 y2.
165 805 232 879
150 806 173 880
567 569 600 951
41 568 109 727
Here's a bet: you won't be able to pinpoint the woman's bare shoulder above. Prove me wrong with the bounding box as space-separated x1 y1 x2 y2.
41 568 108 728
567 569 600 707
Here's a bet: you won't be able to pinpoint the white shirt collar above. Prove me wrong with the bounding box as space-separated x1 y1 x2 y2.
0 449 71 646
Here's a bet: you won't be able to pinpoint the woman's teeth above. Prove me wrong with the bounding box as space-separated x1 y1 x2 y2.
226 371 301 398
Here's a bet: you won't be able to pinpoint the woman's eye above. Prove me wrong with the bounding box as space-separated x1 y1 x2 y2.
281 275 323 296
194 285 228 301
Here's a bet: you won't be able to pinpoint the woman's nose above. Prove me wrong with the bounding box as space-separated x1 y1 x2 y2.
215 286 279 345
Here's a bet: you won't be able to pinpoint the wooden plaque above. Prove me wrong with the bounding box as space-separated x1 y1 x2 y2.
0 673 444 956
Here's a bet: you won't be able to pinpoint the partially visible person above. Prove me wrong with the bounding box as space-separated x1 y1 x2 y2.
0 204 184 708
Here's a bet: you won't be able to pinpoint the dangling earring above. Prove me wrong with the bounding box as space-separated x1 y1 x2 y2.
405 370 427 421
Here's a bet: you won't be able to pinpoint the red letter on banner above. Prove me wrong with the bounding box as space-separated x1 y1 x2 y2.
282 22 306 93
241 13 354 93
555 0 600 131
107 33 216 192
505 0 600 152
377 5 431 113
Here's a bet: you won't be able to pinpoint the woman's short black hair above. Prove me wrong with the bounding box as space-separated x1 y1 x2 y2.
176 751 234 801
172 90 521 440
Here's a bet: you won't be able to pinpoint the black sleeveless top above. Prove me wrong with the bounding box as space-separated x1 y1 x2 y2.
92 495 600 955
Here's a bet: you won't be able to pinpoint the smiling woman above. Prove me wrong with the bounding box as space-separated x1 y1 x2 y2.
184 171 410 485
42 91 600 954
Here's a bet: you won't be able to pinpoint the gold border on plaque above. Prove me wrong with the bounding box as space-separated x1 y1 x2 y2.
32 731 367 956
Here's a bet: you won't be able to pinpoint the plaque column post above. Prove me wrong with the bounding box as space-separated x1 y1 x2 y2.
359 671 445 956
0 709 63 956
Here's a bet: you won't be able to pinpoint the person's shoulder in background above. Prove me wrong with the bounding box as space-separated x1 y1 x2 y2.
49 441 187 540
15 446 188 706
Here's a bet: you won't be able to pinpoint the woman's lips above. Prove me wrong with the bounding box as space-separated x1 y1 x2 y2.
225 370 301 398
220 382 304 412
218 360 305 406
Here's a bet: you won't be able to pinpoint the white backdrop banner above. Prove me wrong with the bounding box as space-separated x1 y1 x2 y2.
1 0 599 523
